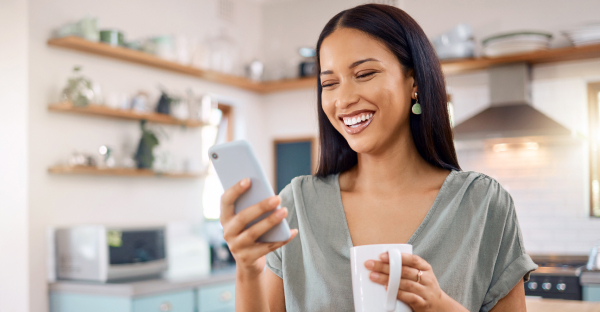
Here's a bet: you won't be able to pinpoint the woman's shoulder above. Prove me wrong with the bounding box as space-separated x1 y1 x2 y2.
278 174 340 215
447 170 515 218
280 174 339 197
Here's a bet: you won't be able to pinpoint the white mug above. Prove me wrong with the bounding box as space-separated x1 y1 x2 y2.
350 244 413 312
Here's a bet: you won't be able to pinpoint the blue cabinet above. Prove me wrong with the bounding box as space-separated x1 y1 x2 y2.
197 283 235 312
50 293 131 312
133 290 195 312
584 285 600 302
50 281 235 312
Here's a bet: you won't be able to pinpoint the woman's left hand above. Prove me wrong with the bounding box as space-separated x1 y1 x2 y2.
365 252 468 312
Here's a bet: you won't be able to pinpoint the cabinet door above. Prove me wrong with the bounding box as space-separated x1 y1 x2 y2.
50 293 131 312
133 290 195 312
197 282 235 312
584 285 600 301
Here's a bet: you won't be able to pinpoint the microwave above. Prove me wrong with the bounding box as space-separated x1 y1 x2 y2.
53 225 167 282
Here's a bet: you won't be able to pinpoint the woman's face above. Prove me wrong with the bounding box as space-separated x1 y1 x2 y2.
320 27 416 155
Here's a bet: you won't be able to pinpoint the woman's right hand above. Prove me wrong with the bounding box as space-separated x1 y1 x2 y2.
220 178 298 277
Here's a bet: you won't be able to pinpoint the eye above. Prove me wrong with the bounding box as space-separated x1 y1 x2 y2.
357 71 376 79
321 81 338 88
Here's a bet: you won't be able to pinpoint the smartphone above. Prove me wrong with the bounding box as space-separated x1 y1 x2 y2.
208 140 291 243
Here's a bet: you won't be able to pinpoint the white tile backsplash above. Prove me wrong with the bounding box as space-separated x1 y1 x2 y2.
457 140 600 255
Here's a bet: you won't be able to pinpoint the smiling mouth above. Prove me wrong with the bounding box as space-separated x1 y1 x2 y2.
342 112 374 128
338 110 375 134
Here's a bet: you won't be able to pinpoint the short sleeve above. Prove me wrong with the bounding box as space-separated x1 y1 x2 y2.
480 185 538 312
266 181 297 279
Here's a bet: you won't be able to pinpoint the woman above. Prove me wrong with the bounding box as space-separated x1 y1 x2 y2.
219 4 537 312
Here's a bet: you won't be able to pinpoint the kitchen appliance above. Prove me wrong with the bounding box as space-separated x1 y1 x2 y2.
164 222 211 279
54 225 167 282
452 62 572 140
526 255 587 300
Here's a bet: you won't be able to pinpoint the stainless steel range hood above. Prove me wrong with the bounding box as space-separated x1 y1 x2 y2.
452 62 571 140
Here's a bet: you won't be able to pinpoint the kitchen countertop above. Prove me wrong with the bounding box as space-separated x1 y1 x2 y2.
526 298 600 312
49 268 236 297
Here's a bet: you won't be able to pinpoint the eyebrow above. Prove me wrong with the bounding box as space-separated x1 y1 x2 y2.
320 58 381 76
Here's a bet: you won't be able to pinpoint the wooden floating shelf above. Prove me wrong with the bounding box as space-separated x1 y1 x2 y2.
47 36 315 94
48 102 205 127
48 165 203 178
440 43 600 75
48 36 600 92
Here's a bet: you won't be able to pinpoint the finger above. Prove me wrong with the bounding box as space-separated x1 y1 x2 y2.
379 252 390 264
402 254 432 271
398 279 427 297
244 229 299 260
220 178 251 223
364 260 389 275
397 290 426 308
381 253 432 271
237 207 288 245
401 266 421 283
369 270 389 286
225 195 280 238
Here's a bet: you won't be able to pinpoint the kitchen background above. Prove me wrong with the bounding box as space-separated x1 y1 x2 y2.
2 0 600 311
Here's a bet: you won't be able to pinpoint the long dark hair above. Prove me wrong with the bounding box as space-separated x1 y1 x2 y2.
315 4 460 177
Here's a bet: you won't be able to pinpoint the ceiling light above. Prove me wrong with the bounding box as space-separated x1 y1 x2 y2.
525 142 539 150
493 143 508 152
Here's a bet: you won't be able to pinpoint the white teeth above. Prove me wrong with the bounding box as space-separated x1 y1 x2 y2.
343 112 374 126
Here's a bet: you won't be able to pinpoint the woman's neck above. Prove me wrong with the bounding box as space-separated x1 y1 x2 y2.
340 130 446 194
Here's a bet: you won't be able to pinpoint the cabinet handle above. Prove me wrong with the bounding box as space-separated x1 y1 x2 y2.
159 302 172 312
220 291 233 302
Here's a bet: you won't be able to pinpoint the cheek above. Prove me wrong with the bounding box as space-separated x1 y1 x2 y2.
364 86 407 123
321 97 341 129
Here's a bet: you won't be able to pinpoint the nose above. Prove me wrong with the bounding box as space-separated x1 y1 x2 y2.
336 81 360 109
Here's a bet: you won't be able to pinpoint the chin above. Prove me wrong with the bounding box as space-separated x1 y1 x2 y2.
345 136 378 154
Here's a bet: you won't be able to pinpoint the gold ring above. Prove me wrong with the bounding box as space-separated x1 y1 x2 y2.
417 270 423 283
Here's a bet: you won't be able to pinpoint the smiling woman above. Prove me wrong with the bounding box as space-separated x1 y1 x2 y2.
218 4 537 312
315 7 459 177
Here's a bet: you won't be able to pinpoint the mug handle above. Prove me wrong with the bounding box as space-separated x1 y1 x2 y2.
385 248 402 312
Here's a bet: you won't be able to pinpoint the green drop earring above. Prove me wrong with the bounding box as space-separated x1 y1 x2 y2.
412 92 422 115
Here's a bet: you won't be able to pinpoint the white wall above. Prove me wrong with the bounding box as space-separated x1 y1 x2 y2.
28 0 265 311
457 140 600 255
259 0 600 255
261 89 319 184
261 0 366 80
0 0 29 311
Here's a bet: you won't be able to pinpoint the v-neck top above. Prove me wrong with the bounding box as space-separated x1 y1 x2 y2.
266 170 538 312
